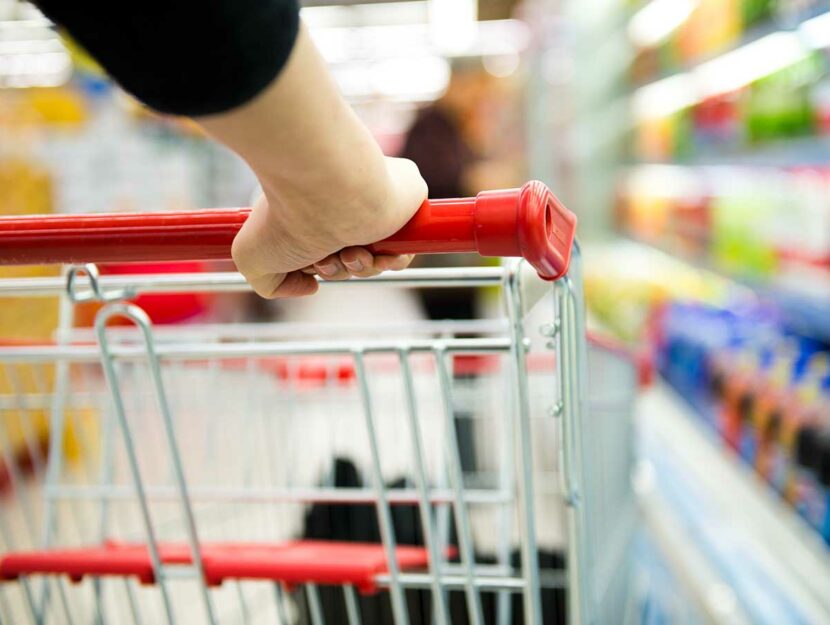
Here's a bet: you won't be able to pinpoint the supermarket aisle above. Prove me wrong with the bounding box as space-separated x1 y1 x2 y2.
551 0 830 622
3 0 830 623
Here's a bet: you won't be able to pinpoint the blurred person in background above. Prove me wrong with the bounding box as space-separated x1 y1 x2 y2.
34 0 427 299
400 58 490 200
400 59 496 320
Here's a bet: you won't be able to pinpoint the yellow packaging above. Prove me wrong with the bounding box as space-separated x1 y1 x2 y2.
0 155 96 467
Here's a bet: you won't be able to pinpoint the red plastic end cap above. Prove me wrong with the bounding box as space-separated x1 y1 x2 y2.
474 181 576 281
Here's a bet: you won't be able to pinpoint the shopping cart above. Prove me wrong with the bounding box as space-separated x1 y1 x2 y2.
0 181 640 625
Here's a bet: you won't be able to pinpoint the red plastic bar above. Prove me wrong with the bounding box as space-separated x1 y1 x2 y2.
0 181 576 280
0 540 444 594
367 197 476 255
0 208 249 266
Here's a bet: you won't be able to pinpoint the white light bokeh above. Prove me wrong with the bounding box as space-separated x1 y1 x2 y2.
628 0 698 48
483 52 521 78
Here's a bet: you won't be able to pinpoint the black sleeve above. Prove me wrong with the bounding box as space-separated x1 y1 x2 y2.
35 0 300 117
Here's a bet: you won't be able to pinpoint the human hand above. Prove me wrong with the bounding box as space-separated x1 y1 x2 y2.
231 156 427 298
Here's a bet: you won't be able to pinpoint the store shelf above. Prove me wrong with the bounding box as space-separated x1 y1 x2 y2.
633 5 830 92
639 482 754 625
631 9 830 147
637 382 830 625
632 16 783 90
624 235 830 343
635 135 830 167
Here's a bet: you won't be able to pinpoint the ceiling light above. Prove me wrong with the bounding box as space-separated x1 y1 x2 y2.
429 0 476 55
301 1 428 28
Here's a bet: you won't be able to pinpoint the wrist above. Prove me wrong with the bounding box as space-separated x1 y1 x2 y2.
257 150 395 249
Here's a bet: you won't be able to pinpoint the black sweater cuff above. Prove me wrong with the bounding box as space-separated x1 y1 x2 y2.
36 0 300 117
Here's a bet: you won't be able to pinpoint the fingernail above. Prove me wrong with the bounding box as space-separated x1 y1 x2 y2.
344 259 363 272
317 263 337 276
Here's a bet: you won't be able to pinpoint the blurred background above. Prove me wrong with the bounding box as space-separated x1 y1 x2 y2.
1 0 830 623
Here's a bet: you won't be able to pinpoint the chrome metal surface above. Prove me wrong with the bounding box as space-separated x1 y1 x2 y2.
0 256 638 625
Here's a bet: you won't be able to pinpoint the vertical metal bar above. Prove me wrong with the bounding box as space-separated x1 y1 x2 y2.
434 348 484 625
433 328 455 576
110 363 143 625
0 511 38 624
0 406 45 624
122 579 143 625
496 364 516 625
87 575 104 625
553 282 579 625
555 245 590 625
92 367 120 625
563 280 588 623
306 584 325 625
397 349 450 625
5 365 46 476
0 585 12 625
233 359 255 625
352 350 410 625
259 361 282 542
0 374 39 547
575 248 592 591
243 355 264 542
96 303 219 625
273 584 290 625
94 305 176 625
37 274 77 625
504 263 543 625
434 486 452 582
343 586 362 625
3 362 71 625
235 583 251 625
39 274 74 529
569 248 593 622
22 364 77 625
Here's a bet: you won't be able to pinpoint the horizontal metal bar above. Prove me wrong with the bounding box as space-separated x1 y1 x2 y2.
0 395 99 410
374 569 566 591
68 318 509 343
45 484 514 506
0 267 507 298
158 566 201 580
14 568 566 592
0 337 512 363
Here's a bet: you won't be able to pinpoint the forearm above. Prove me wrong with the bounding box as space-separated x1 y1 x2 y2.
198 25 389 243
197 24 425 297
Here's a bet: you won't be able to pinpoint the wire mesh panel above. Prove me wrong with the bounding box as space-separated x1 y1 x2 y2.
579 344 639 625
0 259 638 625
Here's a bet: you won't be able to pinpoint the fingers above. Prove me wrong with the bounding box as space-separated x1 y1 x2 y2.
313 255 351 281
252 251 414 296
245 253 411 297
312 248 414 281
338 247 381 278
314 247 382 280
272 271 319 298
373 253 415 272
245 271 319 299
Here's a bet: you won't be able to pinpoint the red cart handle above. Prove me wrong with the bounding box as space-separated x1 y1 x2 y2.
0 180 576 280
